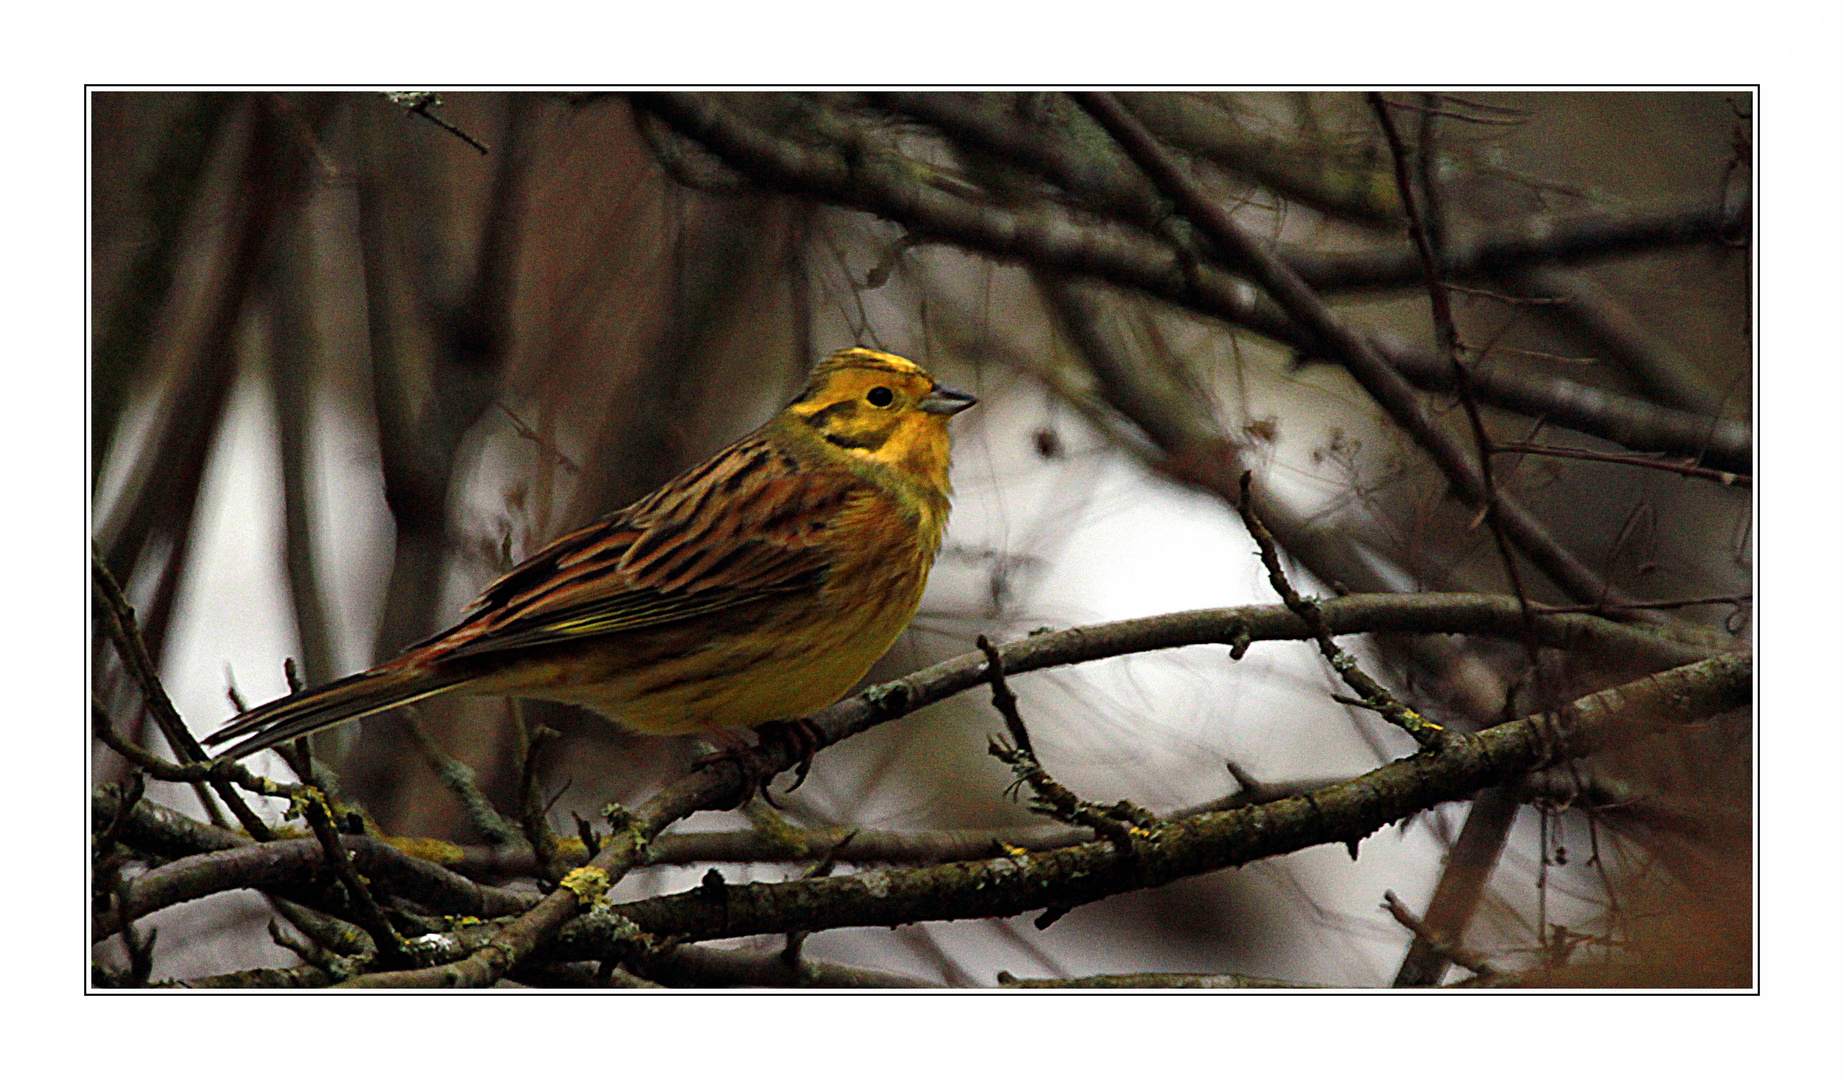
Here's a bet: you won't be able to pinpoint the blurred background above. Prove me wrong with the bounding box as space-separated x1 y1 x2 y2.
90 90 1752 987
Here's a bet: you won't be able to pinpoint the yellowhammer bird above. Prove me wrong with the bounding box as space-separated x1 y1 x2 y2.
204 348 976 768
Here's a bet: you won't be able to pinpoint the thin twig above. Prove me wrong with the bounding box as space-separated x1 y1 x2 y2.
1443 283 1573 306
1232 474 1449 746
1344 339 1750 473
269 896 379 981
295 790 409 965
1292 203 1748 293
977 636 1157 853
1361 101 1552 983
384 91 491 154
1536 594 1749 616
93 834 537 943
511 704 568 884
1383 890 1502 977
1113 92 1402 228
92 696 306 802
496 402 582 474
977 634 1035 760
1370 91 1540 655
1374 97 1528 126
272 659 332 796
92 544 274 840
1491 442 1750 486
406 713 520 845
871 91 1170 231
593 944 941 989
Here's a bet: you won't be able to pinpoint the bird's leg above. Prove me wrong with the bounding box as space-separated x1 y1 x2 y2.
690 728 773 809
690 718 824 809
752 717 825 792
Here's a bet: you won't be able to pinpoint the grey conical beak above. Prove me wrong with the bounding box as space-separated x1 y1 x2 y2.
919 385 978 415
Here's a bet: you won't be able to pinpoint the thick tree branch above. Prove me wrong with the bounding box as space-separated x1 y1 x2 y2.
92 93 235 485
94 589 1706 880
1514 266 1729 416
1390 785 1521 987
359 765 1665 880
526 946 944 989
93 835 537 942
548 653 1747 955
94 782 253 859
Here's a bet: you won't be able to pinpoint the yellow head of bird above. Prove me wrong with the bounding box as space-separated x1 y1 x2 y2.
781 348 976 493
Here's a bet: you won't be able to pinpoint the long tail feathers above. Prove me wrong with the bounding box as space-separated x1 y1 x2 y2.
203 667 471 762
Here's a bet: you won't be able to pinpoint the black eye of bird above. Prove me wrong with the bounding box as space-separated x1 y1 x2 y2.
866 386 895 407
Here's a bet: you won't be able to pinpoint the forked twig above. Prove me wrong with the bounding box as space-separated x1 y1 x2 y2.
1231 474 1448 747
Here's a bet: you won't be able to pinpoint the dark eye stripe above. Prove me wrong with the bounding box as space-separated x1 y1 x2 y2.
802 399 858 428
824 429 891 451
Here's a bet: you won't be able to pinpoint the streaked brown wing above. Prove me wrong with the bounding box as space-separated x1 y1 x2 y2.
427 436 861 660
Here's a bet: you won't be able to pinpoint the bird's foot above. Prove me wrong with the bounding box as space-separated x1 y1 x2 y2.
690 719 825 809
754 717 825 793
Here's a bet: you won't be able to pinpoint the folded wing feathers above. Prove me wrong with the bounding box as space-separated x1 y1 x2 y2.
205 435 863 759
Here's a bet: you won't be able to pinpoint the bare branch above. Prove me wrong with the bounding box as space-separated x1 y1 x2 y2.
1233 474 1447 746
1383 890 1503 978
1116 92 1401 228
1492 442 1749 486
1291 203 1747 293
1390 787 1521 987
551 653 1747 953
1345 340 1751 474
383 91 490 154
94 836 537 942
